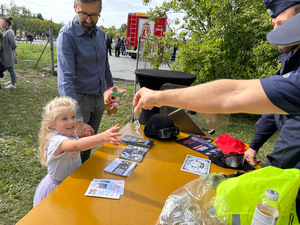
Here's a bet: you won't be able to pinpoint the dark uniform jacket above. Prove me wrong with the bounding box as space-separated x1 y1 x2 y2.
249 49 300 169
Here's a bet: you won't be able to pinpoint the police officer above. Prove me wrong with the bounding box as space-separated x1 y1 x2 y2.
246 0 300 169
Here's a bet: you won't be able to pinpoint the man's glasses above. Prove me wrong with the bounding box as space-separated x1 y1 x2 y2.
76 7 100 20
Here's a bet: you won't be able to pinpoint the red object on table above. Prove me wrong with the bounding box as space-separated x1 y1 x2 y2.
215 133 246 154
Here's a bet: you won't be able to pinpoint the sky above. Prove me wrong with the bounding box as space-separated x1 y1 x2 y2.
1 0 182 29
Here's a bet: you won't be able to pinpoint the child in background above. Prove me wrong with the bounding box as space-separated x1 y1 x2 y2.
33 97 122 207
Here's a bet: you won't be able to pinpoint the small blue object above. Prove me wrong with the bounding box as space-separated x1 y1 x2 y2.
267 13 300 46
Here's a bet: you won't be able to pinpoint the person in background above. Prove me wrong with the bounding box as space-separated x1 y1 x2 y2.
0 30 6 87
0 16 18 89
121 36 126 56
105 32 112 56
114 33 121 57
171 44 177 61
56 0 114 163
33 97 121 207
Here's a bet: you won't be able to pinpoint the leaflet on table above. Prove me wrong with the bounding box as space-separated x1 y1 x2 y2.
181 155 211 176
104 158 137 177
85 179 125 199
176 135 221 156
119 145 148 162
194 134 214 143
120 135 154 148
93 179 125 195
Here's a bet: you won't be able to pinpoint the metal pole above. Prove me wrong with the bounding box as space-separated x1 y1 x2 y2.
132 37 142 121
49 19 55 75
33 38 50 69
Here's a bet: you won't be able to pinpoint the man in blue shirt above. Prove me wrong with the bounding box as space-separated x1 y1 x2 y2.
57 0 113 163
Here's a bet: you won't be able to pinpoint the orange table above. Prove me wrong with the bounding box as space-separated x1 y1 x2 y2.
17 123 255 225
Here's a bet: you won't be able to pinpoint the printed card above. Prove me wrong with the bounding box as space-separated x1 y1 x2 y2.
181 155 211 176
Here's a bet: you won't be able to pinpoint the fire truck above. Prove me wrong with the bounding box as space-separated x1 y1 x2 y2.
126 12 167 59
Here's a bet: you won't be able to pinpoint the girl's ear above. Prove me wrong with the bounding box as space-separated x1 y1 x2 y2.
48 122 55 130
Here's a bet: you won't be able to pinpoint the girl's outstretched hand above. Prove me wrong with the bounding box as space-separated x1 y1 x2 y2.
102 123 122 146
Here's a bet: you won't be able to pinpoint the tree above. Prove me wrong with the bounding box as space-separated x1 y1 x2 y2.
20 6 31 18
36 13 44 20
117 23 127 37
103 26 117 39
2 2 63 38
142 0 278 83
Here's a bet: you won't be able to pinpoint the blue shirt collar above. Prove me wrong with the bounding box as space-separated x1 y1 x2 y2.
73 15 97 37
277 49 300 63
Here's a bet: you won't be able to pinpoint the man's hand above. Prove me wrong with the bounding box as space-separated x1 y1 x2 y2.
76 122 95 138
133 87 158 114
244 148 260 166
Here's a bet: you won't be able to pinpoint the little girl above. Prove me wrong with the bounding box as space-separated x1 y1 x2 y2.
33 97 122 207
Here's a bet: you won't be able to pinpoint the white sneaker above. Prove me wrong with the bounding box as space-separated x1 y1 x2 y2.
5 84 16 89
5 81 11 86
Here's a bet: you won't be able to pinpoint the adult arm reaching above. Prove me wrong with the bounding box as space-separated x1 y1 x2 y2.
133 79 287 115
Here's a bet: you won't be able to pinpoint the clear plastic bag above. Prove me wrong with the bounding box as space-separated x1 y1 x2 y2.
156 173 227 225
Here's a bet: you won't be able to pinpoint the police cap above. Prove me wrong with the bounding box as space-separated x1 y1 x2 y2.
267 12 300 46
264 0 300 18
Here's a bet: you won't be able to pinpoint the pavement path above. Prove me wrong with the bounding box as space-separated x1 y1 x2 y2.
108 54 136 81
108 54 174 81
21 39 174 82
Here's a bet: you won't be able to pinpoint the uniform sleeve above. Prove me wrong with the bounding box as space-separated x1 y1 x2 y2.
266 115 300 169
249 114 278 151
260 71 300 115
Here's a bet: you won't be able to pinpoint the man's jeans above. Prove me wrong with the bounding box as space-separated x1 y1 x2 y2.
76 93 104 163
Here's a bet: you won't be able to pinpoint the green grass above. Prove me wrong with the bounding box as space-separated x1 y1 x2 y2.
0 43 277 224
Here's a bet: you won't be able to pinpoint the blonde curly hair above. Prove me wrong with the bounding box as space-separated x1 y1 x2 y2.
39 97 76 165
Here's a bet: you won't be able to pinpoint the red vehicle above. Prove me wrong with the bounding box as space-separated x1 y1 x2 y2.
126 12 167 58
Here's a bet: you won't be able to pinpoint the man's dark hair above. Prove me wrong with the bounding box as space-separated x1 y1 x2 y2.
74 0 102 8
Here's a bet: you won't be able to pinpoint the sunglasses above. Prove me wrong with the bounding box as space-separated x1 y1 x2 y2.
221 153 245 168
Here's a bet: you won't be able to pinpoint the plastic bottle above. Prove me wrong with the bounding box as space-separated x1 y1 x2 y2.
251 189 280 225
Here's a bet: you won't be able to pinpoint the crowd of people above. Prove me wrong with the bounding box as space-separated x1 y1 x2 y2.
105 32 127 57
15 30 50 42
1 0 300 221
